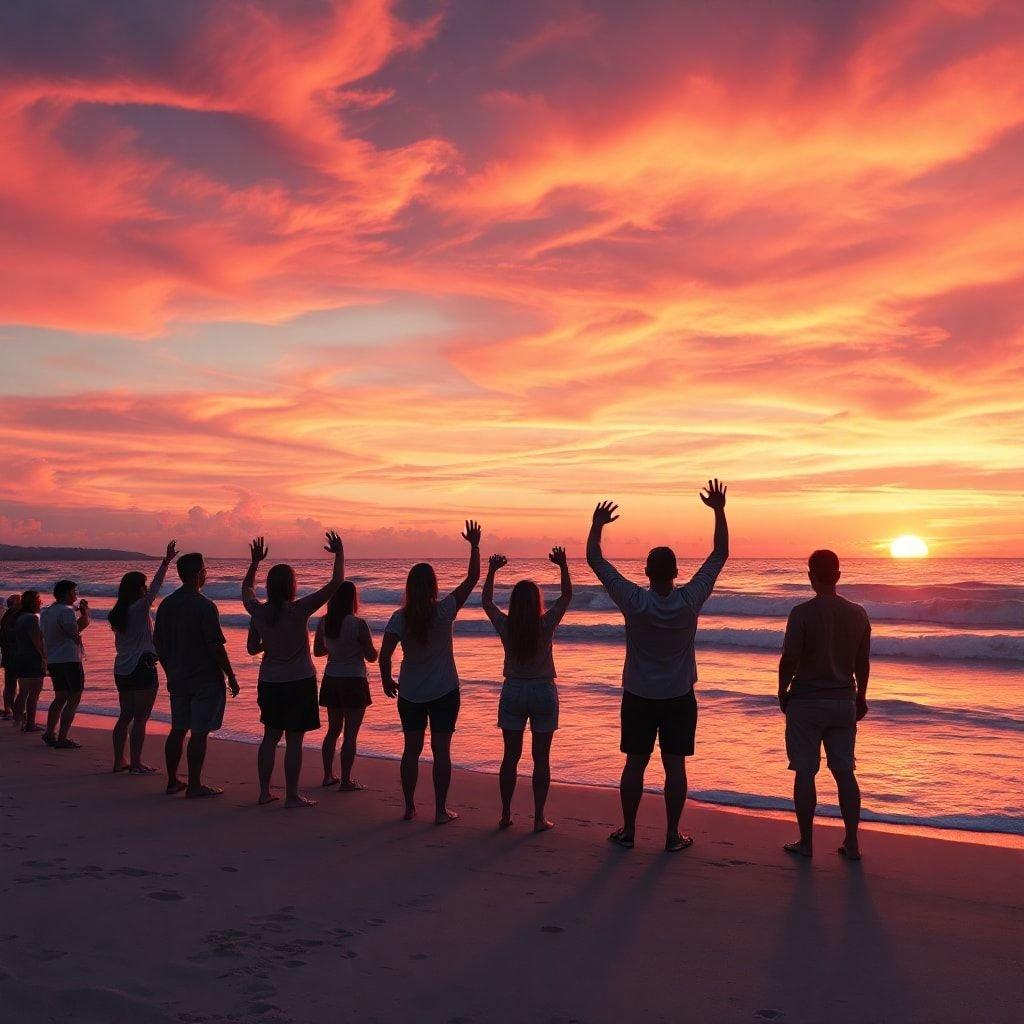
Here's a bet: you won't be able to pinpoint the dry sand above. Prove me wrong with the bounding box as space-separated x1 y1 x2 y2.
1 717 1021 1024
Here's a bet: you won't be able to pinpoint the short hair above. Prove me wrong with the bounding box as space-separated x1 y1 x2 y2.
645 546 678 583
808 549 841 585
53 579 77 601
176 552 205 583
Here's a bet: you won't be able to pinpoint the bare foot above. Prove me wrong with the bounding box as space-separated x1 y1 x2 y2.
403 805 416 821
498 815 513 830
838 844 862 861
534 818 555 833
285 795 317 809
435 809 459 825
338 780 365 792
259 793 280 805
186 784 224 799
322 777 340 788
166 778 188 795
113 763 130 773
784 840 813 858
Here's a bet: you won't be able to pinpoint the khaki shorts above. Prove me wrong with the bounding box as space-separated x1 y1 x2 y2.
785 698 857 775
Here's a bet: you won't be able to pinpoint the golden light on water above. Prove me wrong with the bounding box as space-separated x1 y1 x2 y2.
890 535 929 558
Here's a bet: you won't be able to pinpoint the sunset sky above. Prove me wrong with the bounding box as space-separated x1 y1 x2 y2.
1 0 1022 558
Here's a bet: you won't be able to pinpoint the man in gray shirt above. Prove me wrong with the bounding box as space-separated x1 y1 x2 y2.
778 549 870 860
588 480 729 852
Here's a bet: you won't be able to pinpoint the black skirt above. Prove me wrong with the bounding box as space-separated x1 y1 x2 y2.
318 675 372 710
258 676 320 733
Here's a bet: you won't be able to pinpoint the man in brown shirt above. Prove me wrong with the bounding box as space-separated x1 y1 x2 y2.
778 549 870 860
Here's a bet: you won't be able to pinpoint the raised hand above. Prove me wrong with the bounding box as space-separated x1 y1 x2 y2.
548 545 568 567
592 501 619 527
249 536 269 563
462 519 482 546
324 530 343 554
488 554 508 573
164 540 178 562
699 479 727 511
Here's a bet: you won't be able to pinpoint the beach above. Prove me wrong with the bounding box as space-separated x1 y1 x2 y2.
2 718 1021 1024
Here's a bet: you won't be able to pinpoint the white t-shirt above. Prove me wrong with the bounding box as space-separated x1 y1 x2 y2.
113 598 157 676
248 601 316 684
591 551 726 700
40 603 81 664
318 615 372 679
384 594 459 703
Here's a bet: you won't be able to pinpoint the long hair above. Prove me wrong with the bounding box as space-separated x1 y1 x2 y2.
265 564 297 626
403 563 438 645
20 590 41 615
108 571 147 633
324 581 357 640
506 580 544 663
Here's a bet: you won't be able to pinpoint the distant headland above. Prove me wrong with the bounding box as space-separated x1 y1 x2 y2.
0 544 158 562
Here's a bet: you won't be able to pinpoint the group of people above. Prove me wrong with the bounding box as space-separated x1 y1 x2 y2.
0 479 872 859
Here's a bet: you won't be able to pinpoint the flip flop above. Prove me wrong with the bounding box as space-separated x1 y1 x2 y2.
665 833 694 853
337 780 365 792
53 738 82 749
129 765 159 775
186 785 224 798
608 828 635 849
784 842 813 858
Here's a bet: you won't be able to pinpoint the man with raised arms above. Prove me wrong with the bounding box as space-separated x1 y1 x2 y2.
587 480 729 852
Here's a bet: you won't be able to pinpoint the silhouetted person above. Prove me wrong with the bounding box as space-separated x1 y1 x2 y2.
12 590 45 732
109 540 178 773
314 581 377 790
244 532 345 808
154 553 239 797
482 547 572 832
588 480 729 851
0 594 21 720
379 520 482 824
41 579 90 748
778 549 870 861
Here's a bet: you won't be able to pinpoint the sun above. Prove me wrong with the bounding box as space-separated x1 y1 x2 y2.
890 534 929 558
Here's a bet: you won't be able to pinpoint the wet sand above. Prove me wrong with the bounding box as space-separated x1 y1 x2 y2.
1 718 1021 1024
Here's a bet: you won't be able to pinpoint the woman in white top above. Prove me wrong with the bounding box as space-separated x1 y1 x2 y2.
313 582 377 790
482 547 572 832
243 531 344 808
108 540 177 774
379 520 481 824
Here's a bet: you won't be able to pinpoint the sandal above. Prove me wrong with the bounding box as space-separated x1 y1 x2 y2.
608 828 635 849
337 780 365 792
665 833 693 853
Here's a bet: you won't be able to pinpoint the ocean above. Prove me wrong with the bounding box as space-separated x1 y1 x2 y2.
2 556 1021 838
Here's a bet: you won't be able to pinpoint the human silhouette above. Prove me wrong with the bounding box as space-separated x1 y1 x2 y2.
587 480 729 851
11 590 46 732
40 579 90 748
313 581 377 790
154 553 240 797
243 532 345 808
0 593 22 720
778 549 870 861
379 520 482 824
108 540 178 773
482 547 572 832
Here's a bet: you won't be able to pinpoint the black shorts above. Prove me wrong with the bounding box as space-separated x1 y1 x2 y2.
115 655 159 691
620 690 698 756
397 689 460 734
258 677 321 733
50 662 86 693
319 675 372 710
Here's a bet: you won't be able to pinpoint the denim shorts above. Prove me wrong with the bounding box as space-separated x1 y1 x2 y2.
497 679 559 733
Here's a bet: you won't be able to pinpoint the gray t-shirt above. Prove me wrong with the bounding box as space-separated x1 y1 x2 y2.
384 594 459 703
153 587 226 692
591 551 726 700
113 598 157 676
782 594 871 699
318 615 372 679
485 598 569 681
248 601 317 684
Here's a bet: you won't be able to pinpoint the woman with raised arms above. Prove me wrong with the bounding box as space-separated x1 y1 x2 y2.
314 581 377 790
108 540 178 773
379 521 482 824
243 531 345 808
482 547 572 832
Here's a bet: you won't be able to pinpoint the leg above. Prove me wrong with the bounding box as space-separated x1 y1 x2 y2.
430 731 457 823
113 688 133 770
661 752 688 843
258 727 284 803
45 690 68 741
165 727 187 792
338 707 366 787
400 730 425 819
186 731 220 796
284 731 315 808
321 708 343 785
619 753 650 840
129 688 158 771
785 770 817 857
24 678 45 730
56 690 82 743
2 669 16 716
12 676 25 727
531 730 554 832
498 729 524 827
833 768 862 859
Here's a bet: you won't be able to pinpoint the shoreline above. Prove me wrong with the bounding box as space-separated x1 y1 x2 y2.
70 710 1024 848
